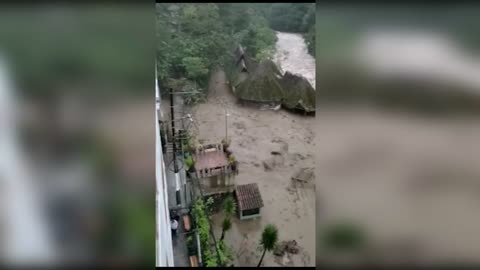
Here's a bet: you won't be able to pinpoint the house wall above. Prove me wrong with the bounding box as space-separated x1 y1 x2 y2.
156 79 175 267
239 209 262 220
201 173 234 188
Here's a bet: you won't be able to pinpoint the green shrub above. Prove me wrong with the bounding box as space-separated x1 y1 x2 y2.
185 155 195 170
228 154 236 165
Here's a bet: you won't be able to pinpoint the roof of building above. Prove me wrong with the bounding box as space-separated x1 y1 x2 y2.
235 183 264 211
234 59 285 104
227 44 315 112
280 72 316 112
194 146 228 171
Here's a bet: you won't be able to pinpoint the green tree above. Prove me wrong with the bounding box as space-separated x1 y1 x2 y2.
300 4 315 32
304 24 315 56
184 155 194 170
179 4 221 36
257 224 278 267
182 57 209 82
156 3 281 100
223 196 237 218
267 3 311 33
259 3 314 56
157 3 231 91
220 196 236 241
220 218 231 241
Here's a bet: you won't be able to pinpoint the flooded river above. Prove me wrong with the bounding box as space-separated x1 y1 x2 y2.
274 31 316 89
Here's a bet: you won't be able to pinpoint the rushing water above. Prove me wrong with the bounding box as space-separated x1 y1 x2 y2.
274 31 316 89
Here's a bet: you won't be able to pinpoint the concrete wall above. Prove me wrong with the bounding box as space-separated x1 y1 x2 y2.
156 79 175 267
239 209 262 220
202 173 234 188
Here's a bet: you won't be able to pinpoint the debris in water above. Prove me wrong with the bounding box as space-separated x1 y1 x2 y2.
291 167 314 183
274 240 300 256
263 160 273 171
263 155 285 171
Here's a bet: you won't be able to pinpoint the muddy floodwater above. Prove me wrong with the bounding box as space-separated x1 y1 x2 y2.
274 31 316 89
184 29 317 267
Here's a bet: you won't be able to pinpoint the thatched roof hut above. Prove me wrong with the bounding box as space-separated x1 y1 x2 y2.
227 44 316 113
234 59 285 104
281 72 316 113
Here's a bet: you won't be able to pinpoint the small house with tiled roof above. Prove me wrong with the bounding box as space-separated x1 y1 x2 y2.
234 183 264 220
192 143 236 195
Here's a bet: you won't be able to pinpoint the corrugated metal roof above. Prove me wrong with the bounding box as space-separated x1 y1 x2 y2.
236 183 264 211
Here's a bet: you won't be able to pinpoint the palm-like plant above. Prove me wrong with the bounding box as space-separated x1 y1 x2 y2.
223 196 236 218
257 224 278 267
220 217 232 241
220 196 236 241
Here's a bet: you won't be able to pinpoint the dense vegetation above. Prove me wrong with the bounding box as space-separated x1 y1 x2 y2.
156 3 315 95
156 3 276 90
267 3 315 55
304 24 316 56
193 197 234 267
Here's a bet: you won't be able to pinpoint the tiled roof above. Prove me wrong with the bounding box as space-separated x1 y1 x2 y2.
194 150 228 171
235 183 264 211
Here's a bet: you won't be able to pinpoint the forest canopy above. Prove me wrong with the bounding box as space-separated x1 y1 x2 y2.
156 3 315 92
265 3 316 56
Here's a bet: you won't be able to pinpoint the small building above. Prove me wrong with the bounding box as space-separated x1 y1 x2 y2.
193 143 235 196
235 183 264 220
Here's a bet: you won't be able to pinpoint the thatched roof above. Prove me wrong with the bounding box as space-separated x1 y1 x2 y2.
234 59 285 103
228 44 316 113
281 72 316 112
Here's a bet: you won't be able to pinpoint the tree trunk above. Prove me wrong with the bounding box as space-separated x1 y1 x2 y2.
257 248 267 267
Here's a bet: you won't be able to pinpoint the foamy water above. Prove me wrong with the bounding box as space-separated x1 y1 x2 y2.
274 31 316 89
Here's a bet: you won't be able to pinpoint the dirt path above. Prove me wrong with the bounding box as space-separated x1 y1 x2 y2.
191 69 315 266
